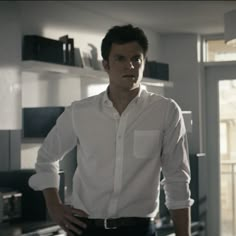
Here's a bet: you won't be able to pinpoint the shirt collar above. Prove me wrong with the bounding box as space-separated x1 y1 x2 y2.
102 85 148 107
102 86 112 107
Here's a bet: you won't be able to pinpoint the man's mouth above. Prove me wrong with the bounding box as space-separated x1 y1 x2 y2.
123 75 136 78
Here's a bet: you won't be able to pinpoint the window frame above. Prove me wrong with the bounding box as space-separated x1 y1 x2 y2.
201 34 236 63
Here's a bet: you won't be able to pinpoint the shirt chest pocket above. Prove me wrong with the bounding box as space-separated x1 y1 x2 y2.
133 130 162 159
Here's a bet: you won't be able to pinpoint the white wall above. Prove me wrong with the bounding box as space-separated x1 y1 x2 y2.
18 1 162 108
0 2 22 170
160 34 207 235
160 34 202 154
22 72 82 107
0 2 21 129
19 1 161 61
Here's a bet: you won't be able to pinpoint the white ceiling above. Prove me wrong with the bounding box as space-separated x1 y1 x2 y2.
66 1 236 35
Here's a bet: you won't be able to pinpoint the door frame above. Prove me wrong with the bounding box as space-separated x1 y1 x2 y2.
205 62 236 236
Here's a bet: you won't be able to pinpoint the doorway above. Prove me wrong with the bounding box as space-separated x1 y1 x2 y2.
205 63 236 236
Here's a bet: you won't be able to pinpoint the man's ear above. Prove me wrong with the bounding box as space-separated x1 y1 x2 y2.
102 60 109 72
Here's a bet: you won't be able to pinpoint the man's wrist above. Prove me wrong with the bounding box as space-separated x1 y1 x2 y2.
169 208 191 236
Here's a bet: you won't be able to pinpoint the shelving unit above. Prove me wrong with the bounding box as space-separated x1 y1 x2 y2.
21 60 174 88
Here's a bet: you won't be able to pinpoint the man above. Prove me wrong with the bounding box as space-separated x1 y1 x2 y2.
29 24 193 236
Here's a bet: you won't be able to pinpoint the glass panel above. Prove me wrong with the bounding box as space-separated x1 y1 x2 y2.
221 168 233 235
220 122 228 156
206 39 236 62
219 80 236 236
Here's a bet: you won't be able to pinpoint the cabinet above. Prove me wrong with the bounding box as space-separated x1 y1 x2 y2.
0 222 65 236
0 130 21 171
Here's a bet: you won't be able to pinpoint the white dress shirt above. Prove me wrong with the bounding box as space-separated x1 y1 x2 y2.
29 86 194 218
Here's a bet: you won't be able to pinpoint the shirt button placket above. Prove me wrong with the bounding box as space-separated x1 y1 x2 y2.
108 113 127 217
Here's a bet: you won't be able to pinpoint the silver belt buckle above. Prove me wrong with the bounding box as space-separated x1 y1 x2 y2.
104 218 117 229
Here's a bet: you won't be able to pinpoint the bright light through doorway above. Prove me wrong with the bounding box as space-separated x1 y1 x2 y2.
219 79 236 236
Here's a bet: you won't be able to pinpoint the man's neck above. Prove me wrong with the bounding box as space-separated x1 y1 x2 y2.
108 86 140 115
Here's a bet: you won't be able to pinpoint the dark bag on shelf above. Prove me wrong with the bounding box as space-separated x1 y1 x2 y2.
144 60 169 81
22 35 64 65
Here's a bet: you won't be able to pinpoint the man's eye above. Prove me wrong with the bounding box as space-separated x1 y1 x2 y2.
132 57 142 63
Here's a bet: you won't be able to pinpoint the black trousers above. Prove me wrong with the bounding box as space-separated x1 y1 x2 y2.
78 222 157 236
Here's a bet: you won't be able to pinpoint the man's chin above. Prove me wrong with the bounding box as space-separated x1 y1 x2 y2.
124 82 140 91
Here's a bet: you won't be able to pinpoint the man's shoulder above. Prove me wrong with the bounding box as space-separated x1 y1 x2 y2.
70 92 104 110
144 90 181 112
145 90 171 104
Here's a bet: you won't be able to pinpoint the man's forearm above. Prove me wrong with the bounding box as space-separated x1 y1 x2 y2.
43 188 62 207
169 208 191 236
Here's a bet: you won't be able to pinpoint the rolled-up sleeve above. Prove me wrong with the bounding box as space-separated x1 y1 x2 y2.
160 99 194 209
28 105 77 191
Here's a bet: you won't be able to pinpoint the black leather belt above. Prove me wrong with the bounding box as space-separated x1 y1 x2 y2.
74 216 154 229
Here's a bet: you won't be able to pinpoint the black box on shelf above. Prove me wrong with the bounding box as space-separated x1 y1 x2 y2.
22 107 65 138
144 61 169 81
59 35 75 66
22 35 64 64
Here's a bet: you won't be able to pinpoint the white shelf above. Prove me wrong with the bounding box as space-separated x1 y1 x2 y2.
21 60 106 77
21 60 173 88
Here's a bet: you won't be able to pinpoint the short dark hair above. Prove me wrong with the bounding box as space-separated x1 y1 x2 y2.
101 24 148 61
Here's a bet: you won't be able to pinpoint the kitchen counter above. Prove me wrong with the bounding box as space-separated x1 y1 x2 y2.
0 220 65 236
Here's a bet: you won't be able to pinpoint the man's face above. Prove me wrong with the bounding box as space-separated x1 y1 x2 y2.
103 42 145 91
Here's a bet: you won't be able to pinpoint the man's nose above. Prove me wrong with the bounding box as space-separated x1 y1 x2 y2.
124 60 134 69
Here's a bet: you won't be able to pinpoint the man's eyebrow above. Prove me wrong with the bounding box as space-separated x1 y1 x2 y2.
113 54 142 58
132 54 142 58
113 54 125 57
